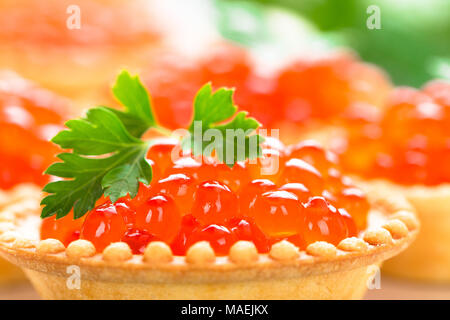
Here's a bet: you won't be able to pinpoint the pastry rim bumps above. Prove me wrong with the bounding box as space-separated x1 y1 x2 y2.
0 183 419 284
0 183 45 284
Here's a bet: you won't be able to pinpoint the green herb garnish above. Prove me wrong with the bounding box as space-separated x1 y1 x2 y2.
41 71 263 219
185 83 263 166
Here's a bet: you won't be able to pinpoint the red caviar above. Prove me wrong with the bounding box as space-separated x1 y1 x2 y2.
301 197 357 246
153 173 197 215
41 139 369 255
122 228 158 255
239 179 277 215
144 46 391 130
338 80 450 185
170 214 201 255
249 190 304 238
191 180 238 226
279 158 324 195
229 218 271 253
80 201 130 252
134 194 182 243
40 214 85 247
186 224 236 256
0 72 66 189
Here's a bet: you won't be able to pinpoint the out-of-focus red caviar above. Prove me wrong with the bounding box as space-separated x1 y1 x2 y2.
335 80 450 185
144 45 391 131
0 72 67 189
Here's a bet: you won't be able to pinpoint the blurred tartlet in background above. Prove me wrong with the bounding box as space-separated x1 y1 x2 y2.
141 43 391 142
0 0 160 105
302 80 450 282
0 71 69 284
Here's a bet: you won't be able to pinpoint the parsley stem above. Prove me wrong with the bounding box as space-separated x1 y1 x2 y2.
152 125 172 137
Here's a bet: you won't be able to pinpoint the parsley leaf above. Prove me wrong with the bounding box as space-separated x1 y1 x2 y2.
41 72 156 219
42 143 150 219
42 73 264 220
52 107 142 155
186 83 263 167
108 70 156 138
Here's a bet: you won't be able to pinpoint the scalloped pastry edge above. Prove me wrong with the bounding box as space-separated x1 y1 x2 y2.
0 182 419 285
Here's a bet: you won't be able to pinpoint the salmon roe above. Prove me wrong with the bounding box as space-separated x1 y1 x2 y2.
41 139 368 255
0 72 66 189
336 80 450 185
143 45 391 131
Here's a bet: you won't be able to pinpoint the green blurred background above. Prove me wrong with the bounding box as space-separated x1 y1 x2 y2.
213 0 450 87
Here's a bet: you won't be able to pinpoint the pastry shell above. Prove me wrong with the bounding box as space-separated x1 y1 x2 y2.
0 184 418 299
369 181 450 283
0 184 43 285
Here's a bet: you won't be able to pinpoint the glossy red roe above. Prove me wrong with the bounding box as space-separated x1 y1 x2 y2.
215 162 250 192
40 213 85 247
80 201 129 252
114 183 153 214
238 179 277 215
165 157 204 181
336 188 369 231
288 140 338 175
278 183 311 203
146 138 179 174
134 194 182 243
191 180 238 225
121 228 158 254
186 224 236 256
247 148 284 182
249 190 303 238
170 214 201 255
284 233 307 250
153 173 198 215
260 136 286 152
41 139 368 256
229 218 270 253
301 197 357 246
279 158 324 195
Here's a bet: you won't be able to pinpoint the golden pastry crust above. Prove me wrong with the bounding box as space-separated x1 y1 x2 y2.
364 180 450 283
0 184 418 299
0 184 42 284
301 125 450 283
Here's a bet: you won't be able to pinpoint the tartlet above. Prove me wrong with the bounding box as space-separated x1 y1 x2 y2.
0 0 160 104
368 181 450 282
301 80 450 282
143 45 391 132
0 184 42 284
0 140 418 299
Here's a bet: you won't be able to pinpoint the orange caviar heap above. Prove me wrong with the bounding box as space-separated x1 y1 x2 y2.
0 73 66 189
41 138 369 256
144 45 391 130
336 80 450 185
